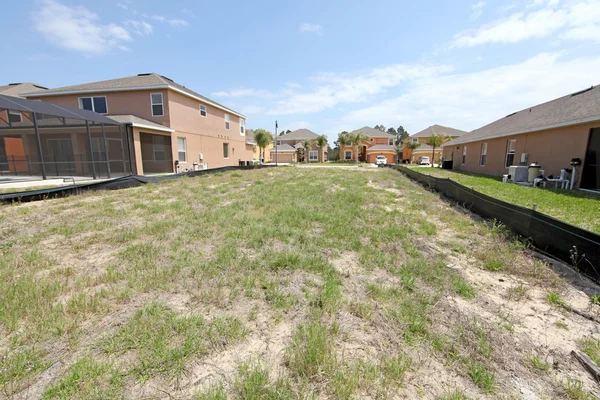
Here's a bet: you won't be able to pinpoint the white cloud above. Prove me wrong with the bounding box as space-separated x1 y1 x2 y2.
151 15 189 27
212 89 271 98
452 0 600 47
471 1 486 20
125 20 153 36
33 0 132 56
266 63 452 115
286 121 312 131
334 52 600 135
117 3 128 10
299 23 323 35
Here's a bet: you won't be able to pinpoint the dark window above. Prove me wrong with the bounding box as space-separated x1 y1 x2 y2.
93 97 107 114
151 93 164 116
80 97 93 111
8 111 22 123
480 143 487 166
223 143 230 158
505 140 516 167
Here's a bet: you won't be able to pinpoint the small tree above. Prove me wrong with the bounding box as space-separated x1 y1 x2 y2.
253 128 272 164
406 141 421 163
338 132 349 161
301 139 314 163
428 133 449 166
316 135 327 162
348 131 370 164
394 144 403 163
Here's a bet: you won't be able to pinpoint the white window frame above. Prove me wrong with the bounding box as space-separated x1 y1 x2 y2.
344 150 353 160
412 137 418 143
276 139 281 146
224 113 230 130
223 142 230 159
462 146 467 165
152 135 166 161
388 138 394 145
309 150 318 161
7 110 22 123
150 93 164 117
480 143 487 166
200 104 207 117
240 118 245 136
505 139 516 168
177 137 187 163
78 96 108 114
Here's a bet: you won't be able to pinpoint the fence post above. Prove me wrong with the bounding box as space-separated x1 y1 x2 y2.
101 122 111 179
32 112 47 180
86 121 97 180
533 204 538 212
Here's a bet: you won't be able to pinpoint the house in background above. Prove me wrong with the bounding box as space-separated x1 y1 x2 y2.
23 73 253 175
340 126 397 163
269 129 327 163
246 129 273 162
442 85 600 190
401 124 466 163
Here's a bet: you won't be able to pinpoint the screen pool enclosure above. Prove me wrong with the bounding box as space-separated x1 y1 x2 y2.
0 94 133 180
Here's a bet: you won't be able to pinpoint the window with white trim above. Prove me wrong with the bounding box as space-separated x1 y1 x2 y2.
224 113 230 130
309 150 318 161
223 143 230 158
240 118 245 135
152 135 165 161
177 137 187 162
388 138 394 145
412 137 418 143
344 150 352 160
276 140 281 146
480 143 488 166
151 93 164 116
79 96 107 113
200 104 207 117
505 140 516 167
462 146 467 164
8 110 22 123
345 140 351 146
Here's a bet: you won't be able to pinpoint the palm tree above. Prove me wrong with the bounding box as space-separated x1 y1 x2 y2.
316 135 327 162
301 139 314 163
406 141 421 163
338 132 349 161
394 144 403 164
428 133 449 166
253 128 272 164
348 131 370 164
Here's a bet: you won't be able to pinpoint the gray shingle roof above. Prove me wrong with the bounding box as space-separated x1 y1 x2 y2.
107 114 173 132
270 144 296 152
446 85 600 147
367 144 395 151
0 82 48 98
349 126 394 138
21 73 244 118
279 129 320 140
410 124 467 139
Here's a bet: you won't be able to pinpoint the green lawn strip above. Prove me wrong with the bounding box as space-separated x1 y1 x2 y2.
406 166 600 234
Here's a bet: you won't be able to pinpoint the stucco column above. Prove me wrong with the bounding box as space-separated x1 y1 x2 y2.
132 128 144 175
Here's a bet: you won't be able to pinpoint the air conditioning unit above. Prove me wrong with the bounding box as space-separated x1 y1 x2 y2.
508 166 528 183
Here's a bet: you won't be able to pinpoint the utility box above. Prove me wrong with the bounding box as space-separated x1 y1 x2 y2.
508 166 528 183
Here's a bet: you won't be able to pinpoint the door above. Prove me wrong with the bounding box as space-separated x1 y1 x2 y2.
582 128 600 190
47 139 75 176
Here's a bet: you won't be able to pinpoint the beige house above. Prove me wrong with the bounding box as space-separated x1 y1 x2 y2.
442 85 600 190
270 129 327 163
23 73 253 175
340 126 397 163
401 124 466 163
246 129 273 162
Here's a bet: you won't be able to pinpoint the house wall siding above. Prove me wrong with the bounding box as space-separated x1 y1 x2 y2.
441 122 597 188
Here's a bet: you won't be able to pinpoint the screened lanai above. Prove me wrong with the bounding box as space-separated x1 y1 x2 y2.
0 94 133 180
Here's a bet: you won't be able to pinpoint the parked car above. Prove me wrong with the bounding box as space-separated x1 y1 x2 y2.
375 156 387 165
418 156 430 165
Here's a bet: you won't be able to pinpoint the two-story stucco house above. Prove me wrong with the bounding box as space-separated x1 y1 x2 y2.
269 129 327 163
401 124 467 164
23 73 252 175
340 126 397 164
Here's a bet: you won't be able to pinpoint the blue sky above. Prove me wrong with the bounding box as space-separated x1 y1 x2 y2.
2 0 600 142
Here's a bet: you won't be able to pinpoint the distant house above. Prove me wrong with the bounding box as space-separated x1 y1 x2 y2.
269 129 327 163
442 85 600 190
23 73 252 175
340 126 396 163
246 129 273 162
401 124 466 163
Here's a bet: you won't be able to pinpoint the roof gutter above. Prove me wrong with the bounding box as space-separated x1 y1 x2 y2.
21 85 247 119
444 114 600 147
128 122 174 133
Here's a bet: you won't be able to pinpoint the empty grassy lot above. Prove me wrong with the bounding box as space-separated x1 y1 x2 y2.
407 166 600 234
1 167 600 399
